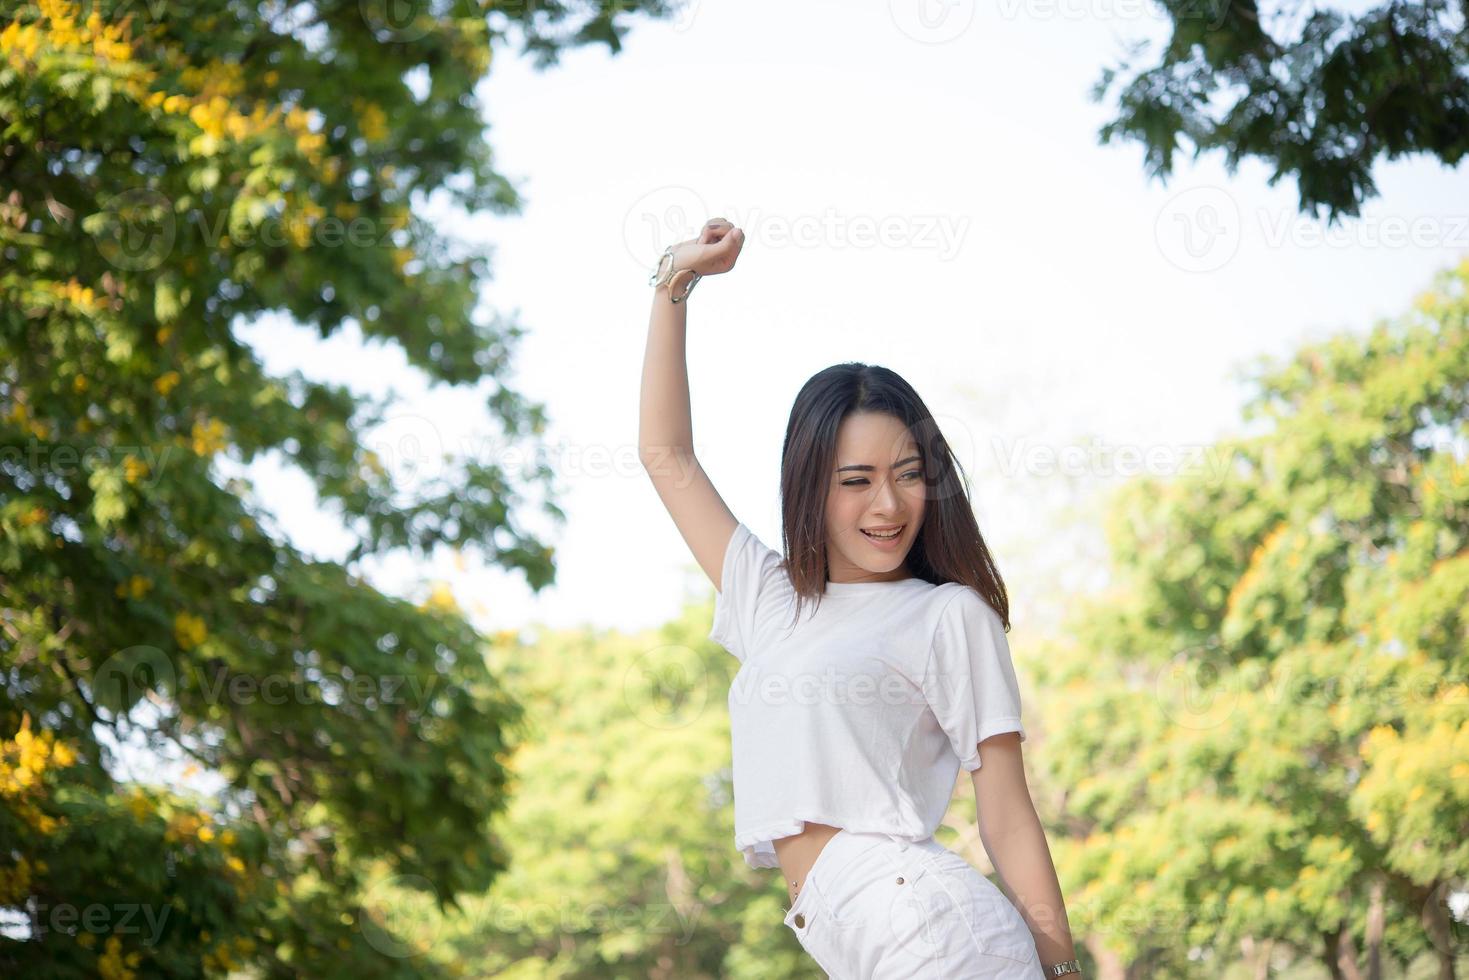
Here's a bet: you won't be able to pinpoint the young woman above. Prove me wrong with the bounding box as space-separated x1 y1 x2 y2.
639 217 1082 979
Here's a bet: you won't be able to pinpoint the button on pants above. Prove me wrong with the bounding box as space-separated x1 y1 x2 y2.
781 828 1042 978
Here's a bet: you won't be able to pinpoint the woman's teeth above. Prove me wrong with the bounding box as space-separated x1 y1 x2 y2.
862 526 903 539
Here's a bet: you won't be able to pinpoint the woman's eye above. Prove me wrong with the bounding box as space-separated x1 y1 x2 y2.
841 471 922 487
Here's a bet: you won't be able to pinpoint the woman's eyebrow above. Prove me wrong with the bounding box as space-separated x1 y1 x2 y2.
835 454 923 473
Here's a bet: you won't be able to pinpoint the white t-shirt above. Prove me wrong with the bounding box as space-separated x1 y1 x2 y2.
709 522 1028 870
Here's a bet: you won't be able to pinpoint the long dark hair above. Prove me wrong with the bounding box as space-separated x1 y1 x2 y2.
773 362 1011 634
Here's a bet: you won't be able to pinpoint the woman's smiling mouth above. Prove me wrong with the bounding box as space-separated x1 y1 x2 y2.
860 524 905 548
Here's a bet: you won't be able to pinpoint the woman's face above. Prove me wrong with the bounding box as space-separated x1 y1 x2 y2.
824 412 927 583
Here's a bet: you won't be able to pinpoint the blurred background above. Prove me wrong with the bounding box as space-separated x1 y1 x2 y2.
1 0 1466 976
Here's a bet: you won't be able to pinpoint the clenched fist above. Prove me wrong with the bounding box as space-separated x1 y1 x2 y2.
670 217 746 278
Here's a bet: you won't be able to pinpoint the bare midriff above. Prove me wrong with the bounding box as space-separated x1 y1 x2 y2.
772 820 844 907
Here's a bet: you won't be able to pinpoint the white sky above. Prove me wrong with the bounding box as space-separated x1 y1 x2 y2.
232 0 1468 643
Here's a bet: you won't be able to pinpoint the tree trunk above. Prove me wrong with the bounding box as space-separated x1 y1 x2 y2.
1084 934 1129 980
1365 876 1385 980
1323 926 1365 980
1240 934 1275 980
1337 924 1365 980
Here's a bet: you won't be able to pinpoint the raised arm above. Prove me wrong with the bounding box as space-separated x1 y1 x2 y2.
637 217 747 590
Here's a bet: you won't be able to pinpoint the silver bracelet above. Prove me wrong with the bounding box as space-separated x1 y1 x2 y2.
1046 958 1082 976
648 245 701 304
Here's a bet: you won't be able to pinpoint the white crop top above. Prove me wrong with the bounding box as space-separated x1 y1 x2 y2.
708 522 1027 870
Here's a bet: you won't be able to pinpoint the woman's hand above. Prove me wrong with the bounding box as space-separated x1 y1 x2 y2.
670 217 745 277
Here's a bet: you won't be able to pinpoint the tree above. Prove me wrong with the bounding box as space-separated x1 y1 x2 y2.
0 0 674 975
1091 0 1469 222
400 613 818 979
1029 258 1469 976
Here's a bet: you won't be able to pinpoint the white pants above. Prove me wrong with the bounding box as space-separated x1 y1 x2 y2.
781 828 1043 978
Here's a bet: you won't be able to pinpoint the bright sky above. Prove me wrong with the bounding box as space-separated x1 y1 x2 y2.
232 0 1468 643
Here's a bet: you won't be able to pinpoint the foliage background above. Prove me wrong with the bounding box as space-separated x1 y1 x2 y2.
2 0 1467 977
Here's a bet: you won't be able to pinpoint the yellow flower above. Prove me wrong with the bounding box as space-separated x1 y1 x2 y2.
189 417 228 455
173 612 207 650
127 791 151 821
123 455 149 485
98 934 140 979
419 581 459 615
353 98 389 143
153 371 180 397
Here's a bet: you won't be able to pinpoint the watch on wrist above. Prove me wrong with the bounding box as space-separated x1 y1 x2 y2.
1047 959 1082 976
